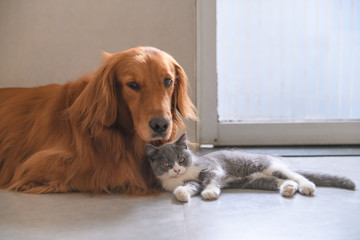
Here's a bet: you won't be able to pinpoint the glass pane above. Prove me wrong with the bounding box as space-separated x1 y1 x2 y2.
217 0 360 122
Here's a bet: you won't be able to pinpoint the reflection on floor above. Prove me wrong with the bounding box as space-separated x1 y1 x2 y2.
1 156 359 240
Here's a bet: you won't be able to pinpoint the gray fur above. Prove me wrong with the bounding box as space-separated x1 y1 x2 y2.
272 171 288 180
225 177 278 191
242 178 279 191
199 150 271 178
296 171 355 190
199 170 218 187
145 133 356 200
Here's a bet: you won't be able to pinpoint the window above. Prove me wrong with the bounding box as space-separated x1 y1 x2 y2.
197 0 360 145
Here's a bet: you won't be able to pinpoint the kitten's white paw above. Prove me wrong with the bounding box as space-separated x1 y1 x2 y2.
299 181 316 196
201 188 220 200
280 180 298 197
174 186 190 202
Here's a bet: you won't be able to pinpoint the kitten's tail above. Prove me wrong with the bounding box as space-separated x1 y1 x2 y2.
296 171 356 190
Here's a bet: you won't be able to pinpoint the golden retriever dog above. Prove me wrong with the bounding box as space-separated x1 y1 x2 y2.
0 46 197 194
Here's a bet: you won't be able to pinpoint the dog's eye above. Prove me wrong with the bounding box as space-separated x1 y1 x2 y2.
127 82 140 91
164 78 173 88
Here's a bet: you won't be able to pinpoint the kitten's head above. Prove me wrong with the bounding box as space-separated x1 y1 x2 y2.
145 133 193 179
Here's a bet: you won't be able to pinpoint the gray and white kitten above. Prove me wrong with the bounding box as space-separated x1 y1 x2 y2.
145 133 355 202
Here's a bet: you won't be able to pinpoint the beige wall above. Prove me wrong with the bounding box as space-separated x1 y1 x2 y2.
0 0 197 141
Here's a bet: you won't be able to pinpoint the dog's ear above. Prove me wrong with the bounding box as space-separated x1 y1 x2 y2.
102 51 113 61
95 61 118 127
70 57 118 130
170 57 198 127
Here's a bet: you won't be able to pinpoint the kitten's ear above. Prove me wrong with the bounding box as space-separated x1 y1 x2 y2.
145 144 159 157
175 133 188 149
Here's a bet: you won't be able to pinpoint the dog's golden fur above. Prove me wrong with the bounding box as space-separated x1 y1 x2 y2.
0 46 197 194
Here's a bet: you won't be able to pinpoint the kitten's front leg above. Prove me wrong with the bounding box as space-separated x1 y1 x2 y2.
173 181 201 202
201 179 221 200
199 170 223 200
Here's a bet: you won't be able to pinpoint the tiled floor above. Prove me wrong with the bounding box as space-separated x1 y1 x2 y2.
0 156 359 240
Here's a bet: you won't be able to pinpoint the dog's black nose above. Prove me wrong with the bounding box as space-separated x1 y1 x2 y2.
149 117 170 134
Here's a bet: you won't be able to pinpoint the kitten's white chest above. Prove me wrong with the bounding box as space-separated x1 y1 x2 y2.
159 165 201 192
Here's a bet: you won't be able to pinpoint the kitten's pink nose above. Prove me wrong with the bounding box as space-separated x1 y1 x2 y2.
174 169 180 174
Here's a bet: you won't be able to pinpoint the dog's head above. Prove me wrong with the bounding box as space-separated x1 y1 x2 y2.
75 47 197 142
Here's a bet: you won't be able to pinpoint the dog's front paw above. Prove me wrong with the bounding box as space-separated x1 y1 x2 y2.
174 186 190 202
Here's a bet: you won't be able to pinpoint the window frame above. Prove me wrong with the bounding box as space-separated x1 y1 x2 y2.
196 0 360 146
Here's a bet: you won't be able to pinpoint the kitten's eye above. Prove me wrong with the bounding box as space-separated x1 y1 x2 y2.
163 162 169 167
127 81 141 91
164 78 172 88
179 157 185 163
